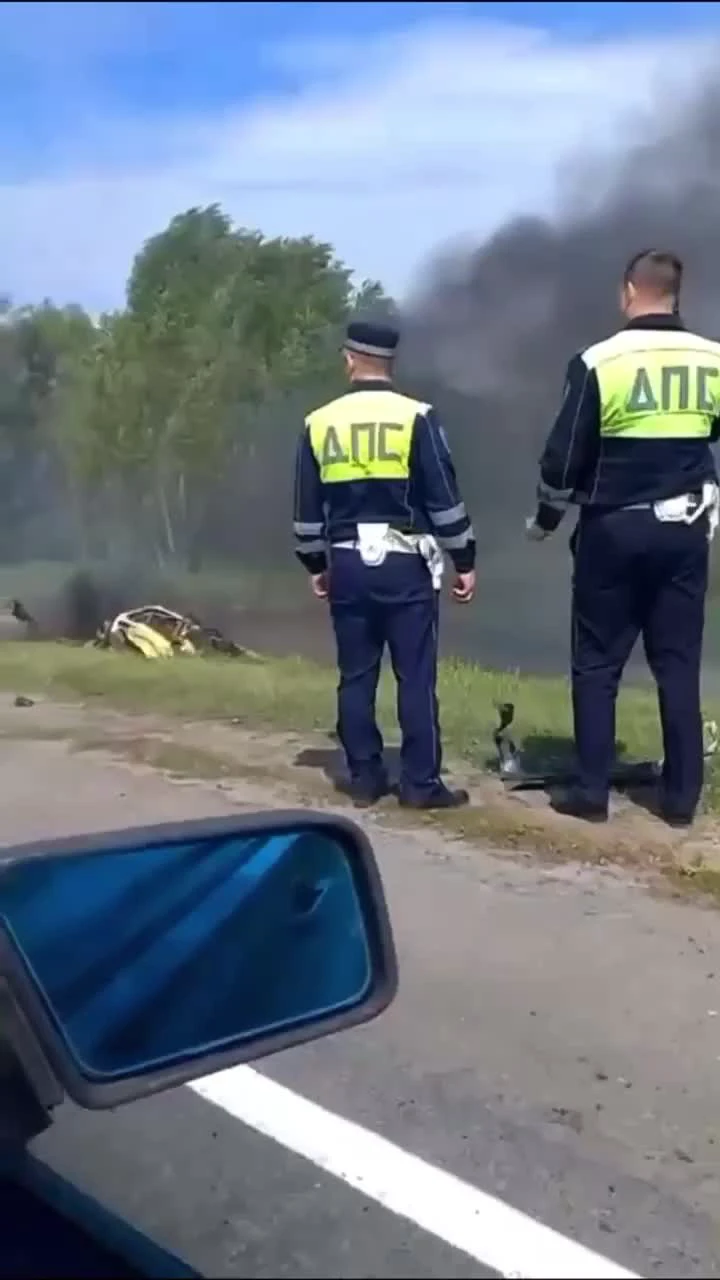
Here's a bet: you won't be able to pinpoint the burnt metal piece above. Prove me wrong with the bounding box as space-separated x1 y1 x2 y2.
492 701 662 792
493 702 521 777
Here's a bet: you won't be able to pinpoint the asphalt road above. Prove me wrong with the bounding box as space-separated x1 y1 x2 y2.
2 729 720 1278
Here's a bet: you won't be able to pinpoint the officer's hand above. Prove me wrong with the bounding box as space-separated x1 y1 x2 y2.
310 571 329 601
452 570 475 603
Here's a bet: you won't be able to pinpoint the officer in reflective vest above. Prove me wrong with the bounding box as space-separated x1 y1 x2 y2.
293 320 476 810
528 250 720 826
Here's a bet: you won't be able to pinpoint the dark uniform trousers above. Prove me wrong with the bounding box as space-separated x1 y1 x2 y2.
571 506 709 816
329 548 441 796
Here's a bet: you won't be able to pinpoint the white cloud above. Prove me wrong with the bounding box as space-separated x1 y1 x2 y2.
0 17 716 311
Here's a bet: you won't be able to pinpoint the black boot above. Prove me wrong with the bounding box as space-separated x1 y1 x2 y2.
398 783 470 811
656 782 695 828
339 777 392 809
659 805 694 829
551 788 608 823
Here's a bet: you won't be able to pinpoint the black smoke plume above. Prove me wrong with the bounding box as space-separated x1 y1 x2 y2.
9 80 720 677
392 81 720 673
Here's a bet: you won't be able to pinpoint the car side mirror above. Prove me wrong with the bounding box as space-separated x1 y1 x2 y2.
0 812 397 1112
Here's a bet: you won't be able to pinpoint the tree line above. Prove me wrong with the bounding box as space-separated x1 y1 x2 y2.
0 205 395 572
5 203 717 603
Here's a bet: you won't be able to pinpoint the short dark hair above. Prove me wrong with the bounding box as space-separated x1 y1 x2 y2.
623 249 683 300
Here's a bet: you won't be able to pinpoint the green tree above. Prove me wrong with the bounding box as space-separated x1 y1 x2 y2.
0 301 96 559
10 204 396 570
65 205 389 568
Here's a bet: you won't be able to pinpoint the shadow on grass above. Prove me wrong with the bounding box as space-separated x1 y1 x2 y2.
485 730 664 805
297 727 667 813
294 736 403 793
485 731 628 776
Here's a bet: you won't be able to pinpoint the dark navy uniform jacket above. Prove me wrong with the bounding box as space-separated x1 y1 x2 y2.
535 314 720 534
293 378 476 575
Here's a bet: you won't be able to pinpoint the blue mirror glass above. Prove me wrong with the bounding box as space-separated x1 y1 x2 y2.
0 827 372 1080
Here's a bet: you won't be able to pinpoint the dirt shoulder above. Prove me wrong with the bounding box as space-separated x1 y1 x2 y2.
3 691 720 902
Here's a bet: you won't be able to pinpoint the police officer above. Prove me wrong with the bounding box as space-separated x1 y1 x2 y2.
528 250 720 826
293 320 476 809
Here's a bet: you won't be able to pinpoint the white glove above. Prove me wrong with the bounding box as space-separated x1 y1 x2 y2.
525 516 549 542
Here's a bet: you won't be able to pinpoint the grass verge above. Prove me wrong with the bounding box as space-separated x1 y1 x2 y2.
0 638 712 795
2 666 720 900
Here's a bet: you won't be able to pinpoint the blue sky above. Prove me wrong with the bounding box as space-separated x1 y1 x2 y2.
1 1 719 310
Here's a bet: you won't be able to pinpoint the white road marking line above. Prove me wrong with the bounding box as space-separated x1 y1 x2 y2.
190 1066 640 1280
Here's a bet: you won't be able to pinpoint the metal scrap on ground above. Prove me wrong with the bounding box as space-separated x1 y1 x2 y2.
493 700 719 791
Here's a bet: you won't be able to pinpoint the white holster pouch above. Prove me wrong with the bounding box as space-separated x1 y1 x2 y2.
340 524 445 591
356 523 390 567
416 533 445 591
653 482 720 542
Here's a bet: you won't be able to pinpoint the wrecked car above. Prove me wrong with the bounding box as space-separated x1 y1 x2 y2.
4 594 260 662
89 601 253 660
92 604 261 660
